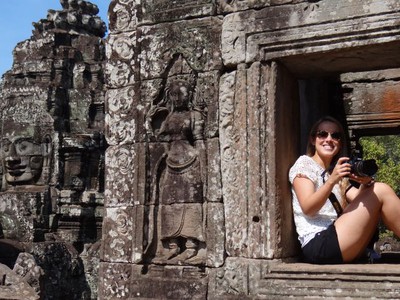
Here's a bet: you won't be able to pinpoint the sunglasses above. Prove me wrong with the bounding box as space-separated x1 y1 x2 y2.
315 130 341 141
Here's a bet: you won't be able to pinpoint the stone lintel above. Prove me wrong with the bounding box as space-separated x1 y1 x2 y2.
346 113 400 132
342 68 400 132
222 1 400 66
253 12 400 62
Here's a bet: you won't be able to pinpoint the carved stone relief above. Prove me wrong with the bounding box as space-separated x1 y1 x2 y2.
217 0 270 13
143 56 207 266
105 86 138 145
139 17 222 80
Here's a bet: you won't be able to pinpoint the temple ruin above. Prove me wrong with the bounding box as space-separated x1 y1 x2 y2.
1 0 400 299
0 0 106 298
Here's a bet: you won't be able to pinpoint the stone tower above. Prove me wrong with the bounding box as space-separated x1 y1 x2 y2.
0 0 106 298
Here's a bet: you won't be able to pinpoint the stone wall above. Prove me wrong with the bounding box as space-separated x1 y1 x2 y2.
101 0 400 299
2 0 400 298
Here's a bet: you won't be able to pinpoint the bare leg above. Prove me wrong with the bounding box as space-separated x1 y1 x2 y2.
335 182 400 262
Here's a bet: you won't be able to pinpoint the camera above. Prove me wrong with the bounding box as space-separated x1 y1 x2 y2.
348 157 378 177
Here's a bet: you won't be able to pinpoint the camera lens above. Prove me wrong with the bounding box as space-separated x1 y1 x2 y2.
351 159 378 177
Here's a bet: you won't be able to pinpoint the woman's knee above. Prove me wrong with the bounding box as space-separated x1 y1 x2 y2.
372 182 396 201
374 182 392 193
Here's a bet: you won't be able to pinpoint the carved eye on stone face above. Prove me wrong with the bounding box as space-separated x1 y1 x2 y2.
15 139 39 155
17 141 31 153
1 139 12 153
30 156 44 169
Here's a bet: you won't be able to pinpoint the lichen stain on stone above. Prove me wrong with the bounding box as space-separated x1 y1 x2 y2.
382 88 400 111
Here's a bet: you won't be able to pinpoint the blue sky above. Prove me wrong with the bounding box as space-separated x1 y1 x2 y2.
0 0 109 77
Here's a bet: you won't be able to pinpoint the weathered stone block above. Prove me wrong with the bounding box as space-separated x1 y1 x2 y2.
105 144 146 207
101 206 135 263
219 63 273 259
208 257 250 298
71 35 104 61
131 265 208 299
139 17 222 80
139 0 215 24
198 71 220 138
0 191 49 242
68 90 92 132
217 0 271 13
98 262 132 299
106 32 136 65
104 61 137 89
205 201 225 267
206 138 222 203
342 68 400 130
109 0 138 34
0 263 39 300
12 34 57 62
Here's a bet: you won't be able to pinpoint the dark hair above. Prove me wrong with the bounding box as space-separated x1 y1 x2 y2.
306 116 348 168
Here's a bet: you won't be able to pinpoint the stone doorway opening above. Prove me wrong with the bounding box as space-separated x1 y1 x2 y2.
273 40 400 261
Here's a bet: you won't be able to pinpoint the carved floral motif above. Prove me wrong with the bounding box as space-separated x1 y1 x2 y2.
100 263 131 299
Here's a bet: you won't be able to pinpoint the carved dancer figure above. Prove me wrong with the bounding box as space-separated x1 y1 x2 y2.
147 78 206 264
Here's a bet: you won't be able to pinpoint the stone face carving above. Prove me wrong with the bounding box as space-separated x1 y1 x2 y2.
145 57 207 265
0 94 53 190
1 133 52 188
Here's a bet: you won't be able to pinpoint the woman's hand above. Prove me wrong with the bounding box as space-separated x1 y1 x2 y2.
329 157 351 184
349 173 374 187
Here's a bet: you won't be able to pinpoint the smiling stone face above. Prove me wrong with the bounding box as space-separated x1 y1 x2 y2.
0 101 54 189
1 136 45 185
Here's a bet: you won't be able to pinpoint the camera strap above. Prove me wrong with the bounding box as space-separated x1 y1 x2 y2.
327 192 343 217
321 170 343 217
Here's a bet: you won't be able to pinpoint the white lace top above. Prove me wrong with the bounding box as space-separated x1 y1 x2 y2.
289 155 342 247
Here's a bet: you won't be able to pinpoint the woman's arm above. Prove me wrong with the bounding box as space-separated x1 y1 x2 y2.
345 176 375 203
293 157 351 216
293 176 336 216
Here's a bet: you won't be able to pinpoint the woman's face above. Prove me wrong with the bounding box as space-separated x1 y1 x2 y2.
313 121 341 160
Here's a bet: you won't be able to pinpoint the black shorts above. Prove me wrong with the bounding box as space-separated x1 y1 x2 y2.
302 223 343 264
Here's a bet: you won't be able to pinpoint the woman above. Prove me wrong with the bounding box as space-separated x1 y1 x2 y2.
289 116 400 264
